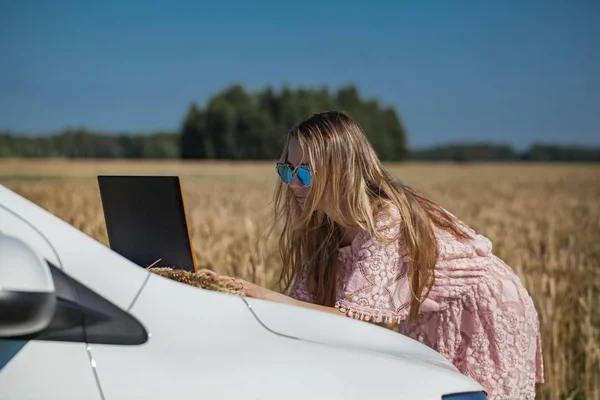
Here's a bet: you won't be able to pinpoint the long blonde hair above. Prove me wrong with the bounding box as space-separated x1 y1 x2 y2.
273 111 470 320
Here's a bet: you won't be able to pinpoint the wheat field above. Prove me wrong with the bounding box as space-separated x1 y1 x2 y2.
1 160 598 399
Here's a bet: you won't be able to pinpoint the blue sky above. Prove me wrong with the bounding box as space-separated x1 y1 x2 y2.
1 0 598 149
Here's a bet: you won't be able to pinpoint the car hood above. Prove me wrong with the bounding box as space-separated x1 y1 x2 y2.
243 297 458 372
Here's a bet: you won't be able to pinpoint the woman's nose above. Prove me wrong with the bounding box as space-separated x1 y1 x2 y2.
289 172 303 188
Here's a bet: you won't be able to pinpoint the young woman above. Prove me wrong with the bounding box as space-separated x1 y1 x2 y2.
204 111 544 399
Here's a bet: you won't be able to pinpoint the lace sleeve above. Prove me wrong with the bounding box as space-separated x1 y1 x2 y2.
335 207 412 323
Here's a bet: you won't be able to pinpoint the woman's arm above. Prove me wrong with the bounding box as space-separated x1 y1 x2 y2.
265 290 347 316
199 268 347 316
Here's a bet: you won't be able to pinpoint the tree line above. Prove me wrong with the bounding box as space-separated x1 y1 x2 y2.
0 130 180 159
409 143 600 162
1 84 598 162
179 84 406 161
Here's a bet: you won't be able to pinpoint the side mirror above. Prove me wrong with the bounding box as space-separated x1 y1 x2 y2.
0 233 57 337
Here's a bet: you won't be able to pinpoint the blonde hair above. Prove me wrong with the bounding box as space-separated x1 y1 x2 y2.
273 111 470 320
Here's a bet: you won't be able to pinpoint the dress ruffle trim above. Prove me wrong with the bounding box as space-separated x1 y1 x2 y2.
334 301 406 324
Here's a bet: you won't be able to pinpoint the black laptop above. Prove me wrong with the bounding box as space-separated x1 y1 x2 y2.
97 175 198 272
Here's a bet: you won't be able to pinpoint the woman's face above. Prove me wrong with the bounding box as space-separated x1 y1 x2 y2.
286 136 311 206
285 136 332 215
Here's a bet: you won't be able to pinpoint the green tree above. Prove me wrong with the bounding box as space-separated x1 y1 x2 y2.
177 83 408 161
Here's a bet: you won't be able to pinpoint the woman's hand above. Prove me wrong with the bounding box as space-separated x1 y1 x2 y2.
198 269 288 303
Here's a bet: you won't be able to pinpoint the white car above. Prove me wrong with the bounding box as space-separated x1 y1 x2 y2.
0 184 487 399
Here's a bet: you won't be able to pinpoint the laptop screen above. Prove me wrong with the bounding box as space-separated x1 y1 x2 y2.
97 175 197 272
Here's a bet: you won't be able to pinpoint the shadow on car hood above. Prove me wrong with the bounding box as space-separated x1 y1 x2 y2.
242 297 457 372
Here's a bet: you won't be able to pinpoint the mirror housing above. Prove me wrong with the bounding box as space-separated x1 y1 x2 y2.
0 232 57 337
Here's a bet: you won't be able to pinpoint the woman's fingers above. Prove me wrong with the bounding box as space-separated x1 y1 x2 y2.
195 269 260 298
197 269 251 290
198 268 227 279
198 269 220 279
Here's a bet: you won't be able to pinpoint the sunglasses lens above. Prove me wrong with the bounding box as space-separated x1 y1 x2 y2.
297 166 312 186
277 164 292 183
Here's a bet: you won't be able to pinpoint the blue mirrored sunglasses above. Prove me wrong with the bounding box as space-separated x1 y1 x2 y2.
276 162 312 187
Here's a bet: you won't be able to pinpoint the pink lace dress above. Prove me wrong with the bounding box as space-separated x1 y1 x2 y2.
290 206 544 400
